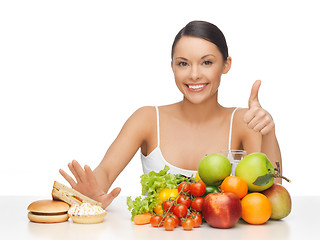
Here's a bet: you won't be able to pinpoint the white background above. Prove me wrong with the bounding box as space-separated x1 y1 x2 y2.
1 0 319 197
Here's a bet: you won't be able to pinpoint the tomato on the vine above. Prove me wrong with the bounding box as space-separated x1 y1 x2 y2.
153 203 163 215
178 182 191 194
164 213 179 227
150 215 163 227
177 195 191 208
164 217 176 231
190 181 206 197
190 212 202 228
181 218 194 231
191 197 204 212
162 199 175 213
173 204 188 218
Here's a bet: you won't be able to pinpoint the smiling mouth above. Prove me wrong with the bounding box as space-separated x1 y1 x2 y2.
186 83 208 91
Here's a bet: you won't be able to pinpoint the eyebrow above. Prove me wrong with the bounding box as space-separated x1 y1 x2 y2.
201 54 216 59
175 54 216 61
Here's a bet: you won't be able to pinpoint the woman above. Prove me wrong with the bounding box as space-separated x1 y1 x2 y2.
60 21 282 209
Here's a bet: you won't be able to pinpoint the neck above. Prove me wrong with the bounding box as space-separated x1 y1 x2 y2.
179 94 222 124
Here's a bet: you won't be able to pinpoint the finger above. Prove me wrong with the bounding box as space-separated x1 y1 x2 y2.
253 121 267 132
84 165 99 187
243 107 259 124
68 161 81 183
102 187 121 209
248 80 261 109
59 168 77 188
71 160 87 183
260 122 275 135
247 111 267 129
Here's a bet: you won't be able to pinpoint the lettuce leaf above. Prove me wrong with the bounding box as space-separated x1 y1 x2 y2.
127 165 189 220
140 166 179 198
126 196 159 220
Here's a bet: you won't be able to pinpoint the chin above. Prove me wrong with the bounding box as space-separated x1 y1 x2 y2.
184 95 211 105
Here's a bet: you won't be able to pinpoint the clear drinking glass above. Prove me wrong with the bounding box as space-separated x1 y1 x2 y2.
220 150 247 176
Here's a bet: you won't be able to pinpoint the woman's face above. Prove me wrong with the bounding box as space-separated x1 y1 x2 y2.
171 36 231 105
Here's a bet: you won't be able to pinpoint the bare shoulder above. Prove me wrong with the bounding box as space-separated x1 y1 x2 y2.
234 108 247 121
125 106 156 134
131 106 156 118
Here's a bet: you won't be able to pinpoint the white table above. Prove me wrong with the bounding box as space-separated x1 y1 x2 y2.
0 195 319 240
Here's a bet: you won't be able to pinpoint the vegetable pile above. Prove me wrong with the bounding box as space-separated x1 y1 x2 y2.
127 166 217 231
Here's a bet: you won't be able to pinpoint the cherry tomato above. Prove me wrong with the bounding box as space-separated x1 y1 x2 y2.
178 182 191 194
173 204 188 218
153 203 163 215
191 197 204 212
164 213 179 227
162 200 175 213
182 218 194 231
177 195 191 208
150 215 163 227
190 181 206 197
190 212 202 228
164 217 176 231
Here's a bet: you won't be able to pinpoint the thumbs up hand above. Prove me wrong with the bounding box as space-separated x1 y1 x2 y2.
243 80 275 135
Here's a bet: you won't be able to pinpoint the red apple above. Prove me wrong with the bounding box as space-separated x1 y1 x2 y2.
262 183 292 220
202 192 242 228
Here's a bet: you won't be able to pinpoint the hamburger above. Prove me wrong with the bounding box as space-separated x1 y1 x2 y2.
27 200 69 223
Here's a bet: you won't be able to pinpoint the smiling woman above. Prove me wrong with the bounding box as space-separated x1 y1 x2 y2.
59 20 282 209
172 36 231 105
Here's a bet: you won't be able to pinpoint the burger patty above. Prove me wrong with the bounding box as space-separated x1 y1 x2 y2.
29 212 67 216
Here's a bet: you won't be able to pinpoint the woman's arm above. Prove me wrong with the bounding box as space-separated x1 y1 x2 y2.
60 106 155 208
261 129 282 184
240 80 282 184
94 106 155 192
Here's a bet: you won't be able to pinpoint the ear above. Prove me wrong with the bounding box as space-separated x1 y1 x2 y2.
222 56 232 74
171 61 174 72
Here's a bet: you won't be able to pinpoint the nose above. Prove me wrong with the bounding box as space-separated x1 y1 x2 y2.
190 65 200 81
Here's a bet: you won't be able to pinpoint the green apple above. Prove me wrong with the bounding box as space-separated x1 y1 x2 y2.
235 152 275 192
262 183 292 220
198 153 231 186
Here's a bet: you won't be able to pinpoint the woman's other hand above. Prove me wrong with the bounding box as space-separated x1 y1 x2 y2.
59 160 121 209
243 80 275 135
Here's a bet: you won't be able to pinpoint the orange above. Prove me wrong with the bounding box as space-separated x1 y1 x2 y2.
220 176 248 199
241 192 272 225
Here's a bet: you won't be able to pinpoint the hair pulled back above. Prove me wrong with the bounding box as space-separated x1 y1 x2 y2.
171 20 229 61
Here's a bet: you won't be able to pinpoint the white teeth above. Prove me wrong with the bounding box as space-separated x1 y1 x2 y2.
188 84 206 89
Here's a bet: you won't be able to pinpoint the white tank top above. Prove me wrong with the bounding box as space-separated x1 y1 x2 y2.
140 106 239 177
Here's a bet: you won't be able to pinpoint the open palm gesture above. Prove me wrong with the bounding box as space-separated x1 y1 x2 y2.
59 160 121 209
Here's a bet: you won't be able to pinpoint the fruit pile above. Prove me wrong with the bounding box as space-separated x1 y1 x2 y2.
127 152 291 230
198 152 291 228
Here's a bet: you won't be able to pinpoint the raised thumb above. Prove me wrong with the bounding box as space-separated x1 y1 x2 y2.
248 80 261 108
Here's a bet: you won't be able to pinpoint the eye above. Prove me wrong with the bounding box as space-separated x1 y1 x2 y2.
202 60 212 66
177 61 188 67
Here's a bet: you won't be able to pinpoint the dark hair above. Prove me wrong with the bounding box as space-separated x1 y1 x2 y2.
171 20 229 61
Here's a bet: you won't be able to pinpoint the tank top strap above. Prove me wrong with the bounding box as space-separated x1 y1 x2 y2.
228 107 239 151
155 106 160 147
